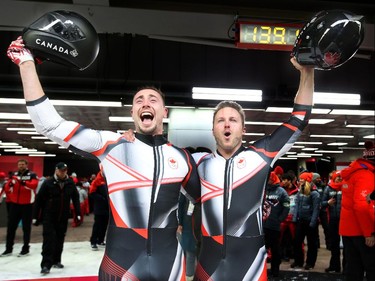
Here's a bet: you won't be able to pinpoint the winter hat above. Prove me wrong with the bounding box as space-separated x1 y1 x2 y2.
312 173 320 181
55 162 68 170
363 141 375 162
269 171 281 185
299 171 313 183
330 170 341 182
274 166 284 176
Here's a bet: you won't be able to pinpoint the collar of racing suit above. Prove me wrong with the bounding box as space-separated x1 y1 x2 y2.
135 132 168 146
216 145 246 159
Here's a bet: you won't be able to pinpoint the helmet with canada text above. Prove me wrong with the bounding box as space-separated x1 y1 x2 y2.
292 10 365 70
22 10 100 70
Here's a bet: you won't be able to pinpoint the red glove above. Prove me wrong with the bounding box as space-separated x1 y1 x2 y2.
7 36 34 65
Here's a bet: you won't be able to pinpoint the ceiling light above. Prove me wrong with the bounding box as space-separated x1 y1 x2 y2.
0 142 19 146
7 128 36 131
313 92 360 105
266 107 331 114
302 148 318 151
51 100 122 107
328 142 348 146
310 134 354 139
346 124 375 128
292 145 305 149
31 136 49 140
0 146 23 149
364 135 375 139
29 154 56 157
297 153 323 157
0 113 30 120
17 131 40 135
286 151 297 154
44 141 58 144
280 157 297 160
109 116 170 123
192 87 262 102
295 141 323 145
308 119 334 124
245 121 282 126
0 98 122 107
330 109 374 116
244 133 265 136
315 150 344 153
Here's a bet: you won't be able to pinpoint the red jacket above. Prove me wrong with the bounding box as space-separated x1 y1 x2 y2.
89 171 106 194
339 159 375 237
4 170 38 204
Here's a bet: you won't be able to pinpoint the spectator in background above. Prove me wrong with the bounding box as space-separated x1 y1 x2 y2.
82 181 91 215
177 193 198 281
33 162 81 274
366 190 375 204
339 141 375 281
71 172 78 183
0 159 38 257
291 171 320 270
71 181 88 227
273 166 284 182
322 171 343 273
280 172 299 262
89 171 109 251
264 171 290 277
313 172 330 250
0 171 8 206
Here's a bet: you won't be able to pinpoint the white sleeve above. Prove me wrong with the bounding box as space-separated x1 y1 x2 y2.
26 97 122 155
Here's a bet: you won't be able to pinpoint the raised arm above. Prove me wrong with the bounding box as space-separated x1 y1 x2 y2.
290 57 315 106
7 36 45 102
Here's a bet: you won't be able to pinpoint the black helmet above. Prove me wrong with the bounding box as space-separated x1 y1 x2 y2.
22 10 99 70
292 10 365 70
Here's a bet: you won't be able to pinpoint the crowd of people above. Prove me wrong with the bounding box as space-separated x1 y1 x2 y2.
0 33 373 281
0 160 110 275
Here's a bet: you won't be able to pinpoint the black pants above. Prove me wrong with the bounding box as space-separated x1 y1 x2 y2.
90 214 109 245
41 219 68 269
264 228 282 275
342 236 375 281
294 219 319 266
5 203 33 251
328 217 343 270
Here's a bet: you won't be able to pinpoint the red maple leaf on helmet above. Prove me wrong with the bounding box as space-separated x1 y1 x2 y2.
323 52 341 66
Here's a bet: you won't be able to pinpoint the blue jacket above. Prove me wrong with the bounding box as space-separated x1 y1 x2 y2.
264 183 290 231
293 188 320 228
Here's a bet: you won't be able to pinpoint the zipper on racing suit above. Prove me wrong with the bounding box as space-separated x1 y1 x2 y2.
222 158 234 258
147 142 160 256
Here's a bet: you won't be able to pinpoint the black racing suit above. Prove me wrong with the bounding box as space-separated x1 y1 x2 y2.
27 96 201 281
192 103 311 281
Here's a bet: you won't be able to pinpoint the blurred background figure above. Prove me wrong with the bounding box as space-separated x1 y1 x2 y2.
89 171 109 251
0 159 38 257
263 171 290 278
280 172 299 262
339 141 375 281
322 171 344 274
291 171 320 270
32 162 81 274
313 172 330 250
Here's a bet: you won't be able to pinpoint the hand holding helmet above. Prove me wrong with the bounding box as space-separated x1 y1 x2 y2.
7 36 34 66
292 10 365 70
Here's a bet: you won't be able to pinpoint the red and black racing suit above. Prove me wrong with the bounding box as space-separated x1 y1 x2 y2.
192 103 311 281
27 96 201 281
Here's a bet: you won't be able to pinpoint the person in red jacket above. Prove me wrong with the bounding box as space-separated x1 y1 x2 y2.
0 159 38 257
339 141 375 281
